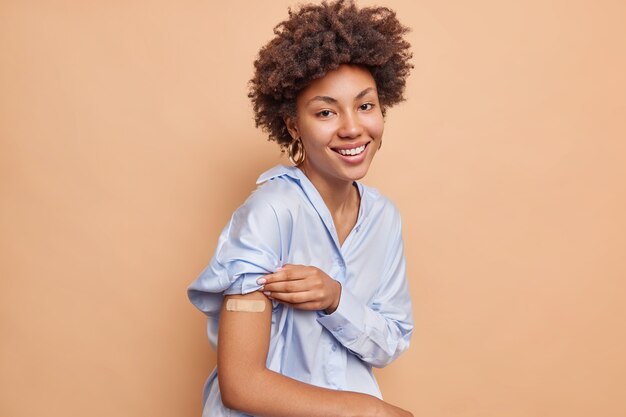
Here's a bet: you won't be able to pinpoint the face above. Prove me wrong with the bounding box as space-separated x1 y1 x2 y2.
285 64 384 187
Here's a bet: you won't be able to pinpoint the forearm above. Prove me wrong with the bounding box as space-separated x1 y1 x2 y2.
221 365 383 417
317 286 413 367
218 292 393 416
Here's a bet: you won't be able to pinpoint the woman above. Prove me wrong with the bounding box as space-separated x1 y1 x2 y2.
188 1 414 415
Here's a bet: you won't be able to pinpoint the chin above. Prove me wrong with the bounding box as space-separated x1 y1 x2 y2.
341 164 371 182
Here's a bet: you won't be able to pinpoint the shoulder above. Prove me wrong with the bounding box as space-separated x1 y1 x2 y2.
244 165 306 212
359 182 402 226
357 183 404 248
231 165 305 224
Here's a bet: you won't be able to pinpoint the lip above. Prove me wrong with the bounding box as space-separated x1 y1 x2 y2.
331 140 372 164
331 141 371 152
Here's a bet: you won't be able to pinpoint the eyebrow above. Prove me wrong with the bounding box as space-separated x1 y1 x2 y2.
306 87 377 105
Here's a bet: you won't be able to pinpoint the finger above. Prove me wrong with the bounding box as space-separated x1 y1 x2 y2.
279 264 304 270
264 290 317 305
269 298 325 311
262 279 311 293
259 267 309 285
275 265 315 280
257 270 290 286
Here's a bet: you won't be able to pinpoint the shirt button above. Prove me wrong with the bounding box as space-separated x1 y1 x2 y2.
331 344 338 352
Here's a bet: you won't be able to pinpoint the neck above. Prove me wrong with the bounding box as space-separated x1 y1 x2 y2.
298 165 358 216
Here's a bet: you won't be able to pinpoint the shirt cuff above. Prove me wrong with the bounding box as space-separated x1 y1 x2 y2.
224 273 264 295
316 286 366 346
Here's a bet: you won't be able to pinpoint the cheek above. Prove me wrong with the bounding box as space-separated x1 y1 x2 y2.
300 123 334 148
367 116 385 139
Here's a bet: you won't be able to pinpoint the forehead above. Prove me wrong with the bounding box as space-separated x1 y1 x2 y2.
296 64 378 104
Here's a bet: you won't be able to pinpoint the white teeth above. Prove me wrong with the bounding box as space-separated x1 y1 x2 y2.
338 144 366 156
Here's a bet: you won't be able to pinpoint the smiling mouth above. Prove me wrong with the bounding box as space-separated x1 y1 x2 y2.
333 142 369 156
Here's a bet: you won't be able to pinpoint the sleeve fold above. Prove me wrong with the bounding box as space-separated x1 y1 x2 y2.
187 198 282 317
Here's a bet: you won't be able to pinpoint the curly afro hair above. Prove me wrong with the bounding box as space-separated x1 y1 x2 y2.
248 0 413 148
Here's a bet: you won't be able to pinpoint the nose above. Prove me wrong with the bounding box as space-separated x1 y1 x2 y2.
337 112 363 139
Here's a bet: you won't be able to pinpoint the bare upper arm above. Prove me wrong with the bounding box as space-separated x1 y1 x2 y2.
217 291 272 398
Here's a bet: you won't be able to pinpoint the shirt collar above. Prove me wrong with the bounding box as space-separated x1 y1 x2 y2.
257 164 376 249
256 164 303 185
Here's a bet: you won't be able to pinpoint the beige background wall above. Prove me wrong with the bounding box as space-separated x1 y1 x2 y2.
1 1 625 416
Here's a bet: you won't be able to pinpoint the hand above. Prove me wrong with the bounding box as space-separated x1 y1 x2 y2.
377 401 414 417
257 264 342 313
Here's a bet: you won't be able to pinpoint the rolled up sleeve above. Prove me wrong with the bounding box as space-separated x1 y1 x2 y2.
188 197 282 317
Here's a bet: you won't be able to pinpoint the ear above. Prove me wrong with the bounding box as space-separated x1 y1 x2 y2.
283 116 299 141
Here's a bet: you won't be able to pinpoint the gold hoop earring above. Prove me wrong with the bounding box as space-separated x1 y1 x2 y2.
288 137 306 166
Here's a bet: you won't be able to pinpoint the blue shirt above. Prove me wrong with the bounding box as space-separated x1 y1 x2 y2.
188 165 413 416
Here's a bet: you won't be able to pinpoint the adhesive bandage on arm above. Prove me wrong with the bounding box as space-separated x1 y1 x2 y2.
225 299 266 313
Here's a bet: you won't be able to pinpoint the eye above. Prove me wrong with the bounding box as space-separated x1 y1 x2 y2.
316 109 334 118
359 103 374 111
